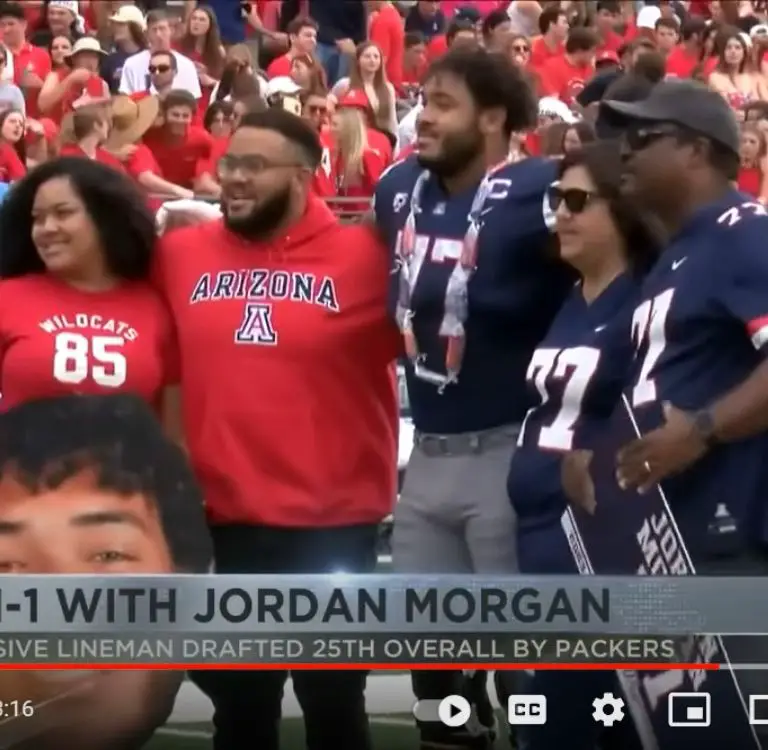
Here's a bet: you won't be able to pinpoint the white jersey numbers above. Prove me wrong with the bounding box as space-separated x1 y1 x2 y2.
716 201 768 228
395 232 464 264
52 332 127 388
520 346 601 451
631 288 675 407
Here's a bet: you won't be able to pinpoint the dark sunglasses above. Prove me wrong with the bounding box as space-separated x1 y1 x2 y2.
149 64 172 74
549 184 599 214
512 44 530 53
624 123 682 152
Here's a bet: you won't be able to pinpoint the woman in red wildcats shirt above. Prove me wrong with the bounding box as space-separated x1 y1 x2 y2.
0 158 177 416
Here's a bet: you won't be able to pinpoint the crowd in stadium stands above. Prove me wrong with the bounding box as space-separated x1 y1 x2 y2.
0 1 765 209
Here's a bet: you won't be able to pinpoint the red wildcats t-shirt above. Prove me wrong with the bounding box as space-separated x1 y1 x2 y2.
154 197 400 527
539 56 594 106
0 275 177 410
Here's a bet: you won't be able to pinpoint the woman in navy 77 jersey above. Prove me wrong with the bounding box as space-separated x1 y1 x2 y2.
506 142 661 750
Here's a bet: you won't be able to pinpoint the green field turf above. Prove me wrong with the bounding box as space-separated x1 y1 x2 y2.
146 673 508 749
145 715 421 749
146 715 511 750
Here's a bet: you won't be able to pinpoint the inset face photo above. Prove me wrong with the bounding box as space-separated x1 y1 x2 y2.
0 393 212 749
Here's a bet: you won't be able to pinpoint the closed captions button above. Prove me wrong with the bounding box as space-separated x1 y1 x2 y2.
508 695 547 725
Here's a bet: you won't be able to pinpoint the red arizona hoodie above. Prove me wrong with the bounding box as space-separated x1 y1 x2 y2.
155 195 399 527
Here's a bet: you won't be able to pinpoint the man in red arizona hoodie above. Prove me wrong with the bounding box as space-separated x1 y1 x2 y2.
154 108 399 750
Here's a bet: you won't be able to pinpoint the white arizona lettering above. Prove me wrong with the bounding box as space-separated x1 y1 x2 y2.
189 269 339 311
38 315 138 341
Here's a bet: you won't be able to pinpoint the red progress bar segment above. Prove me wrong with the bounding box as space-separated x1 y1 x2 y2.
0 663 722 671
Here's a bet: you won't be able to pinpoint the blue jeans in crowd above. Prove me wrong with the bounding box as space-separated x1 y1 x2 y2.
316 42 350 86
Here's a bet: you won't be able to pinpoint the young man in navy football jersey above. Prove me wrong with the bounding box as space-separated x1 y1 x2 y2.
374 46 573 749
599 80 768 745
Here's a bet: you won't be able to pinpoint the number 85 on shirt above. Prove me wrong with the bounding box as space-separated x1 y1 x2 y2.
52 333 127 388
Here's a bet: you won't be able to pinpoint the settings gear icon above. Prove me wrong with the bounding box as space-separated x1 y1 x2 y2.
592 693 625 726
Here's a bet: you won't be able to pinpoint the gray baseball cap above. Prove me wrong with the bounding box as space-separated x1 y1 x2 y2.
601 79 740 155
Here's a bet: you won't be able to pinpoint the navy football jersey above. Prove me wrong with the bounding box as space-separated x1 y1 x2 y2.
628 190 768 559
507 274 641 532
374 155 573 434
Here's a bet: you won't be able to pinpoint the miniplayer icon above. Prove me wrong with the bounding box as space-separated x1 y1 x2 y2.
438 696 471 728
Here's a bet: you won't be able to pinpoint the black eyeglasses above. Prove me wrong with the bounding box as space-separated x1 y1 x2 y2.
149 64 172 74
549 184 599 214
623 123 682 152
218 154 308 175
512 44 529 53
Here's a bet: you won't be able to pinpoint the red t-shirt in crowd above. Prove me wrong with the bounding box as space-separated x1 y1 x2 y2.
595 30 624 57
369 1 405 88
0 142 26 182
367 127 393 166
440 0 506 15
12 41 52 119
0 274 176 410
143 125 213 188
124 143 162 180
266 53 294 79
738 165 762 199
401 58 427 92
51 71 109 125
688 0 712 17
195 135 229 180
530 37 565 70
331 147 387 213
539 56 594 106
59 143 125 172
665 46 700 79
311 133 335 198
427 34 448 62
153 197 399 527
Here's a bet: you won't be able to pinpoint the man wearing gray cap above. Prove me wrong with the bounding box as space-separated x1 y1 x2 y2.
597 79 768 747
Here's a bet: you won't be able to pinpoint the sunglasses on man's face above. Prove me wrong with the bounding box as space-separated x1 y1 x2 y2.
623 123 682 152
549 184 599 215
149 64 172 74
512 44 529 53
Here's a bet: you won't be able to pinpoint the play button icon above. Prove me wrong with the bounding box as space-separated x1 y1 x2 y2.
438 695 472 728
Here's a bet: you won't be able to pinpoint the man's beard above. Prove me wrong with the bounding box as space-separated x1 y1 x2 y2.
416 127 484 179
222 187 292 239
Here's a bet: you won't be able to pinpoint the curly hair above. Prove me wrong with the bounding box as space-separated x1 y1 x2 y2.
0 157 157 280
425 46 538 135
0 393 212 573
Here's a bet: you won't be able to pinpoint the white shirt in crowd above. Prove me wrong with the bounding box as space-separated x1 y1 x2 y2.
396 99 421 156
118 49 202 98
1 47 12 83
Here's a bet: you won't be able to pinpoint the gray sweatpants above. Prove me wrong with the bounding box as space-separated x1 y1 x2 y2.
391 425 521 742
392 426 519 574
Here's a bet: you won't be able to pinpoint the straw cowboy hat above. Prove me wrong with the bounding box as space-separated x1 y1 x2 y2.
59 95 114 144
64 37 107 60
104 95 160 150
